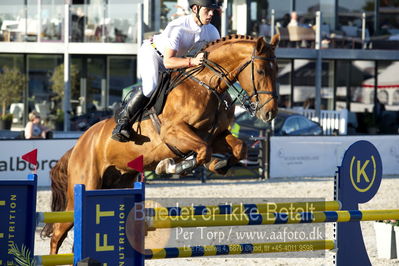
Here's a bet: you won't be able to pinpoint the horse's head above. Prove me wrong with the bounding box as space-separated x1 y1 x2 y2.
235 35 279 122
200 34 279 122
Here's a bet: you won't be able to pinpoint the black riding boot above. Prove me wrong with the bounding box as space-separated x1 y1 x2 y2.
111 89 149 142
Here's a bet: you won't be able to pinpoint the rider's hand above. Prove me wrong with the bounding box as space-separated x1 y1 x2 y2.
191 53 205 66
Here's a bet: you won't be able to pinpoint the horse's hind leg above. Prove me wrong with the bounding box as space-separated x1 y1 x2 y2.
50 222 74 254
50 201 74 254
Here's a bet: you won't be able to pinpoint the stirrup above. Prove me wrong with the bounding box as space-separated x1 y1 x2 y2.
111 123 134 142
111 131 132 142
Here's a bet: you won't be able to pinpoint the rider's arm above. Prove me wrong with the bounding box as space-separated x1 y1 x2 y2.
163 48 204 69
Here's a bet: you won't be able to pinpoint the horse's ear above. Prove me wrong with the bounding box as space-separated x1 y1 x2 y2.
270 34 280 48
256 37 266 52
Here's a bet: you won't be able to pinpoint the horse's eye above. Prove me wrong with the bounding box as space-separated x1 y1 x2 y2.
257 69 266 75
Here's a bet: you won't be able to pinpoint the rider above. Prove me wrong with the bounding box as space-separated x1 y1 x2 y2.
112 0 221 142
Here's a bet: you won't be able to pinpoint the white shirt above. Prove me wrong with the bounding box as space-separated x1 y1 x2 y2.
152 15 220 57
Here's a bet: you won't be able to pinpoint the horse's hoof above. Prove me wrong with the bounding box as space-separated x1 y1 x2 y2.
213 159 230 175
155 158 175 174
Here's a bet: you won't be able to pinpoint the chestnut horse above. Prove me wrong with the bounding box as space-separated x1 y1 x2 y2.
43 34 280 254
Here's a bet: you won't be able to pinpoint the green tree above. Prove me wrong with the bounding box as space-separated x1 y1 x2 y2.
50 64 79 102
0 66 26 116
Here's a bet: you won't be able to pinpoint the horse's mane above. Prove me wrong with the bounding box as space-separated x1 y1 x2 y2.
203 35 256 52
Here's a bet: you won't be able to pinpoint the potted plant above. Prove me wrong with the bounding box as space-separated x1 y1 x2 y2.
374 220 397 259
0 66 26 129
50 64 79 130
0 113 13 130
55 108 64 130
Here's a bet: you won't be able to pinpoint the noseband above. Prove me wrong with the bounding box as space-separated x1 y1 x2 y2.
201 45 278 116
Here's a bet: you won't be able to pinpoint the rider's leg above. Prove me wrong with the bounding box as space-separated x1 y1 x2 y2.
111 41 162 142
111 88 150 142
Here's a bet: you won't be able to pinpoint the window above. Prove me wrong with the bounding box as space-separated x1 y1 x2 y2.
283 117 300 134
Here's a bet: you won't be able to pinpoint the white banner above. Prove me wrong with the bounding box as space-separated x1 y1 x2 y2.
1 136 398 185
270 135 399 178
0 139 76 186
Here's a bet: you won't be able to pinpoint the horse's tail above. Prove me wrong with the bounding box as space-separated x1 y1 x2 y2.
41 148 73 238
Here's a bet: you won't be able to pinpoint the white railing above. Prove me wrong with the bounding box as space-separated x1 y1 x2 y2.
288 107 348 135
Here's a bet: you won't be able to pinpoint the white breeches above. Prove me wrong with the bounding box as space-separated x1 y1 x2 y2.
137 41 165 97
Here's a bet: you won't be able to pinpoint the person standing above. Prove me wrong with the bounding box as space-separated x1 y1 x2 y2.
112 0 220 142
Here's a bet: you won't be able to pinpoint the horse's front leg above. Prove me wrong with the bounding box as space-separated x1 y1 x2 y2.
156 122 212 174
206 130 247 175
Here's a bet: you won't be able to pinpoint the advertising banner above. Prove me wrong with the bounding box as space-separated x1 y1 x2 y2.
0 139 76 186
270 135 399 178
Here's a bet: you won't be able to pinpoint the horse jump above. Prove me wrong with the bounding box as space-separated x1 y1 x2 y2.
0 140 397 266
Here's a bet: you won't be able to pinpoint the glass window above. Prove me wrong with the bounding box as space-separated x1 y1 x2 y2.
41 0 64 42
379 1 399 40
297 116 311 129
294 0 319 27
322 60 334 110
28 55 63 129
338 0 374 42
336 60 375 113
374 61 399 110
0 0 25 42
71 4 86 42
107 0 138 43
87 56 106 111
276 59 291 108
108 56 137 105
73 0 139 43
0 54 25 126
293 59 315 107
283 117 299 134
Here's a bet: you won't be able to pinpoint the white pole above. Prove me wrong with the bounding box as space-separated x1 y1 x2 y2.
270 9 275 37
137 3 143 79
37 0 41 42
315 11 322 123
361 12 366 49
221 0 228 37
63 0 71 131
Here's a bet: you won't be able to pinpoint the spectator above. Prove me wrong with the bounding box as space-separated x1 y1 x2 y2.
258 18 271 37
288 11 309 28
288 11 299 27
25 111 50 139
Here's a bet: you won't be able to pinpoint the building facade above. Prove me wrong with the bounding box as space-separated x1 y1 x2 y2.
0 0 398 134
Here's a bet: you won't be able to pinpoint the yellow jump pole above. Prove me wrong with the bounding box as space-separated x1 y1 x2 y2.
148 200 341 217
148 209 399 229
145 239 335 259
35 254 74 266
36 211 74 224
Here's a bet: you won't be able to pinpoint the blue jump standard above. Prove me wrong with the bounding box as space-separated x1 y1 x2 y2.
0 140 383 265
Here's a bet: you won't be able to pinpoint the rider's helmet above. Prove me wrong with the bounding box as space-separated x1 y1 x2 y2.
189 0 219 9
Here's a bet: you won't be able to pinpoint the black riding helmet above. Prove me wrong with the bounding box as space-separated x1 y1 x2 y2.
189 0 219 9
189 0 219 26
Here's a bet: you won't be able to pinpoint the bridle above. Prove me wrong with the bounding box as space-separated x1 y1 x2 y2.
183 44 278 117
